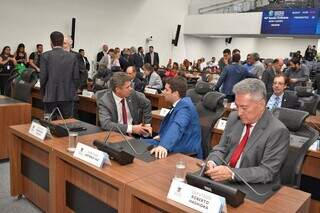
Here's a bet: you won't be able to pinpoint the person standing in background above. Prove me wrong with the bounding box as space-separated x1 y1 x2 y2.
29 44 43 72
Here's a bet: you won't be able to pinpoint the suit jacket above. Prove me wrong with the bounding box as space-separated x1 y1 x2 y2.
148 97 203 159
132 77 145 92
144 52 159 66
71 50 87 89
207 110 289 183
83 56 90 71
40 47 79 102
129 53 144 70
262 67 277 94
96 51 104 62
267 91 300 109
98 89 152 133
147 71 163 89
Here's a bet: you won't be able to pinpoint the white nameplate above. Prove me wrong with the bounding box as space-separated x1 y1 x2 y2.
144 87 157 94
167 179 225 213
159 108 170 117
28 121 48 140
216 118 227 130
82 89 94 98
230 102 237 109
34 80 40 88
73 143 111 168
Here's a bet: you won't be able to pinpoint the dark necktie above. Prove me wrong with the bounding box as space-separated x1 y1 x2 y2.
229 124 252 168
121 99 127 124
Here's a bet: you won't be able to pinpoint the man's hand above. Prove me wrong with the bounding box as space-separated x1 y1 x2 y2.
132 124 150 135
205 165 233 182
150 146 167 159
290 78 298 83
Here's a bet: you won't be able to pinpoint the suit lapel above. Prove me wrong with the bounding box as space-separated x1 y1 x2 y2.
126 95 136 122
225 120 244 162
108 91 118 122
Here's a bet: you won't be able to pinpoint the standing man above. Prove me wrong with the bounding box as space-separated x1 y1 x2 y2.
97 44 109 63
144 46 159 66
248 53 265 79
29 44 43 72
79 49 90 72
146 76 203 159
98 72 152 136
40 31 79 118
285 57 309 90
205 78 289 184
218 49 231 72
262 58 284 94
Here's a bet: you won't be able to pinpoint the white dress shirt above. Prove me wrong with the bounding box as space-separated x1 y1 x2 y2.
112 92 133 133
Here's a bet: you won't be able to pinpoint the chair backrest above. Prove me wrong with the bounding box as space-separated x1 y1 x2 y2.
298 94 320 115
196 91 225 158
273 108 319 187
11 79 35 102
186 81 212 105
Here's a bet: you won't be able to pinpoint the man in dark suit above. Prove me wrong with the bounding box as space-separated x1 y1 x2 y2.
96 44 108 63
40 31 79 118
266 74 300 110
205 78 289 184
144 46 159 66
98 72 152 136
126 66 144 92
262 58 284 94
79 49 90 71
129 46 144 71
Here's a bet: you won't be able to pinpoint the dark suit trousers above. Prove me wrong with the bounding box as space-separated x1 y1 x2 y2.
44 101 75 119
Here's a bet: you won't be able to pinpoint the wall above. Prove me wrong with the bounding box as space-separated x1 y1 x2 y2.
183 36 318 62
0 0 190 68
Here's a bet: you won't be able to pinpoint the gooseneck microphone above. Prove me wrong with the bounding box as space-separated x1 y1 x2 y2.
49 107 69 132
210 153 280 197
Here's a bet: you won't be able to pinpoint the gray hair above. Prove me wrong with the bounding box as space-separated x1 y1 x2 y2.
233 78 266 101
251 52 260 61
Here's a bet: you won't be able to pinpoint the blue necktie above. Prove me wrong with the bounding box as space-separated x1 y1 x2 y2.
272 96 280 110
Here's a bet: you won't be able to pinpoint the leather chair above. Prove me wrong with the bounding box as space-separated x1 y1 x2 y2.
273 108 319 187
295 86 320 115
186 81 212 105
196 91 225 158
11 69 37 102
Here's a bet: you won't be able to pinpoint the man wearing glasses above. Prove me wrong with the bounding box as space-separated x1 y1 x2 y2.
266 74 300 111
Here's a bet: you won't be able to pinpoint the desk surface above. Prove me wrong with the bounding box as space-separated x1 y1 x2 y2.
126 160 311 213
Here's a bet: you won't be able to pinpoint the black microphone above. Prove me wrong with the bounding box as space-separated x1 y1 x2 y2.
208 153 280 197
114 125 146 155
49 107 69 132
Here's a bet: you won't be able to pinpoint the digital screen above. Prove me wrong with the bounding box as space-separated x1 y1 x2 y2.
261 9 320 35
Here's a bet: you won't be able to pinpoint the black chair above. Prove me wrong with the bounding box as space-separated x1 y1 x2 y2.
11 69 37 102
273 108 319 188
196 91 225 158
94 89 108 126
295 86 320 115
186 81 212 105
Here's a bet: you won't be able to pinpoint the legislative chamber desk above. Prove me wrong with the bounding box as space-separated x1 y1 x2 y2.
0 95 31 160
9 122 311 212
31 88 170 125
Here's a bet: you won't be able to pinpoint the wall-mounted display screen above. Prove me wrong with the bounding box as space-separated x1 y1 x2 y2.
261 9 320 35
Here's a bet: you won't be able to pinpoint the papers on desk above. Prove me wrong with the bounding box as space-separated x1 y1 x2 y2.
81 89 94 98
167 179 226 213
309 140 320 151
230 102 237 109
159 108 170 117
216 118 227 130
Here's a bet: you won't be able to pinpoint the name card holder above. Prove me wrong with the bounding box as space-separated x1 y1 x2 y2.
34 80 40 88
230 102 237 109
216 118 227 130
144 87 157 94
81 89 94 98
73 143 111 168
167 179 226 213
29 121 48 140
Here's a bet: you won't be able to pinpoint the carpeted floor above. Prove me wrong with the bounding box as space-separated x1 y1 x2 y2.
0 161 42 213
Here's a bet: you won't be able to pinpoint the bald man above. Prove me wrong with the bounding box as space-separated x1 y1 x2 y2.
262 58 284 94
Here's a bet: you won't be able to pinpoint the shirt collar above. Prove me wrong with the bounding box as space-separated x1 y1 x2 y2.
272 92 284 99
172 98 181 108
112 92 123 104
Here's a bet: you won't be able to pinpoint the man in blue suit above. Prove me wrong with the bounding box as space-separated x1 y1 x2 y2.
147 76 203 159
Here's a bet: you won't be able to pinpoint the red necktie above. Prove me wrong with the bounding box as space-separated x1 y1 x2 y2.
229 124 252 168
121 99 127 124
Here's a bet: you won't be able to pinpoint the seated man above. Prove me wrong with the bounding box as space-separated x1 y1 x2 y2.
266 74 300 111
143 63 163 90
205 78 289 184
126 66 144 92
98 72 152 136
146 76 203 159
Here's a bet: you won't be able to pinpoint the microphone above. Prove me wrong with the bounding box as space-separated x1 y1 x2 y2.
48 107 69 133
199 159 208 177
114 125 146 155
209 153 280 197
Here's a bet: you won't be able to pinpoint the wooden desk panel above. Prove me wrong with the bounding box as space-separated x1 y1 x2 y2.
126 158 311 213
0 96 31 159
145 93 170 109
